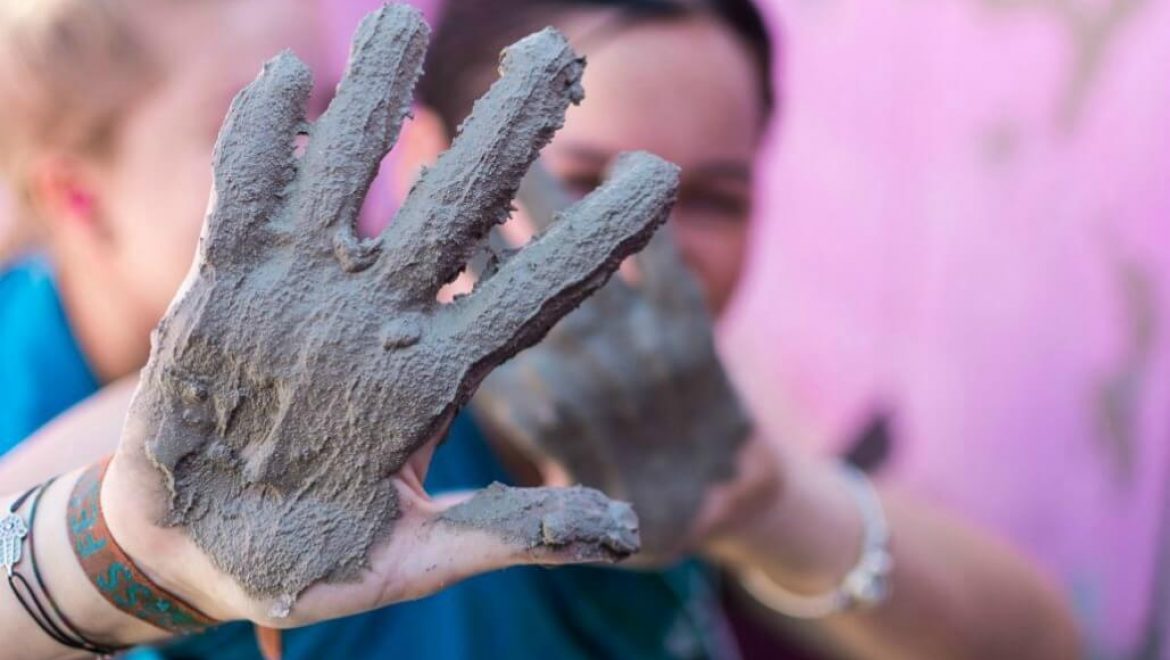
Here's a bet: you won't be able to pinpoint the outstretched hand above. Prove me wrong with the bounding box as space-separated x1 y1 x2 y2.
471 163 757 559
98 4 678 627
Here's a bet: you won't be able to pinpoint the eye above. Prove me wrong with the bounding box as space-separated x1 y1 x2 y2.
677 188 750 223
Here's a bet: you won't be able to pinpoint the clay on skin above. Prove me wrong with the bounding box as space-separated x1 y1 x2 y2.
131 4 679 603
472 165 751 556
439 483 640 561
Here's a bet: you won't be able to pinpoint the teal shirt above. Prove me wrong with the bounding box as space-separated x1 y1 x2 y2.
0 257 732 660
0 258 100 453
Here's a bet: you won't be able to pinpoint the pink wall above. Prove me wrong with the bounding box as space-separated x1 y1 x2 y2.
723 1 1170 654
323 0 441 236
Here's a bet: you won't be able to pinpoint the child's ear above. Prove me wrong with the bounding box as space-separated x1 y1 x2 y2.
28 154 109 242
391 105 449 200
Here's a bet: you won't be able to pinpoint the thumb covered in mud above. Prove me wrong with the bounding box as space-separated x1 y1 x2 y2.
424 482 641 573
345 483 641 609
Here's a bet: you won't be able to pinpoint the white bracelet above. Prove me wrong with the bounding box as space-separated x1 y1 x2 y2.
737 465 893 619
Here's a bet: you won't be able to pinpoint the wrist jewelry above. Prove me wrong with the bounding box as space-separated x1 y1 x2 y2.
68 457 219 635
738 464 892 619
4 478 125 655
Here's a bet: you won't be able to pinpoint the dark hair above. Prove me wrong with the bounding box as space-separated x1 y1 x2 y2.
417 0 776 137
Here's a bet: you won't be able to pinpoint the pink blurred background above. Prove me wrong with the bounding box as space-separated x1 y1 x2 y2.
721 2 1170 656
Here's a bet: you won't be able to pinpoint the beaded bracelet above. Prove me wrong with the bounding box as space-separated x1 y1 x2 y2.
67 457 219 635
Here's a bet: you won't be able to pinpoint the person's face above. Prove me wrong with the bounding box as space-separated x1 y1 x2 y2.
546 14 766 314
94 0 331 325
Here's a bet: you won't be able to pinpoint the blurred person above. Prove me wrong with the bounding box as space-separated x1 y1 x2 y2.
0 0 332 449
0 2 1080 660
389 0 1080 658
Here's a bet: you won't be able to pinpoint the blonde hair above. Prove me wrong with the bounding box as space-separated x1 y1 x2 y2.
0 0 162 261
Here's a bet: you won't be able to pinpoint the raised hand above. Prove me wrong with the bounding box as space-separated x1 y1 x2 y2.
101 4 679 623
471 164 752 557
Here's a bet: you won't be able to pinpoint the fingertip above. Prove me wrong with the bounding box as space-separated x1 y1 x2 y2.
502 27 584 105
349 2 430 51
436 484 642 566
263 50 313 94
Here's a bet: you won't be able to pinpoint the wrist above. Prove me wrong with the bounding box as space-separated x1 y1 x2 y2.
736 464 893 618
96 452 236 625
31 469 170 648
704 443 864 595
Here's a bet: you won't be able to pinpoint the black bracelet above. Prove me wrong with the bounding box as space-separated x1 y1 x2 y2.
8 484 38 512
31 477 129 654
6 478 126 657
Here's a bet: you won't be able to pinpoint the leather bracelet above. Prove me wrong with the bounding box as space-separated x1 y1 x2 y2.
737 464 893 619
67 457 219 635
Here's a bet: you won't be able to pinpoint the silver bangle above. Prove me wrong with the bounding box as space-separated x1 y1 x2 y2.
738 465 893 619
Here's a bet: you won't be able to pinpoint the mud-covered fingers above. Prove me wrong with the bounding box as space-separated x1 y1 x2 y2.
437 483 639 561
202 52 311 267
298 5 428 243
515 161 641 309
515 159 649 306
381 28 585 300
446 151 679 371
382 484 640 601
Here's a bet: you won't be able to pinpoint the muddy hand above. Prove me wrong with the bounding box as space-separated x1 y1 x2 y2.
472 165 752 558
103 4 678 623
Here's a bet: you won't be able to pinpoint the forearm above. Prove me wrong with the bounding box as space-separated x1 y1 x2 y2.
818 489 1082 660
1 469 169 660
0 378 136 492
705 441 1082 660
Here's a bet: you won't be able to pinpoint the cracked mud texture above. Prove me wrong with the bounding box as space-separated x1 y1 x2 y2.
132 4 678 602
472 167 751 555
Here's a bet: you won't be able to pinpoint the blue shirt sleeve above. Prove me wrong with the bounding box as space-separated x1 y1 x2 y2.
0 257 100 455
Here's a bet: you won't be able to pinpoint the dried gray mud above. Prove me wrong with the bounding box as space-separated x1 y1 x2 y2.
473 164 750 555
439 483 640 562
132 4 676 602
